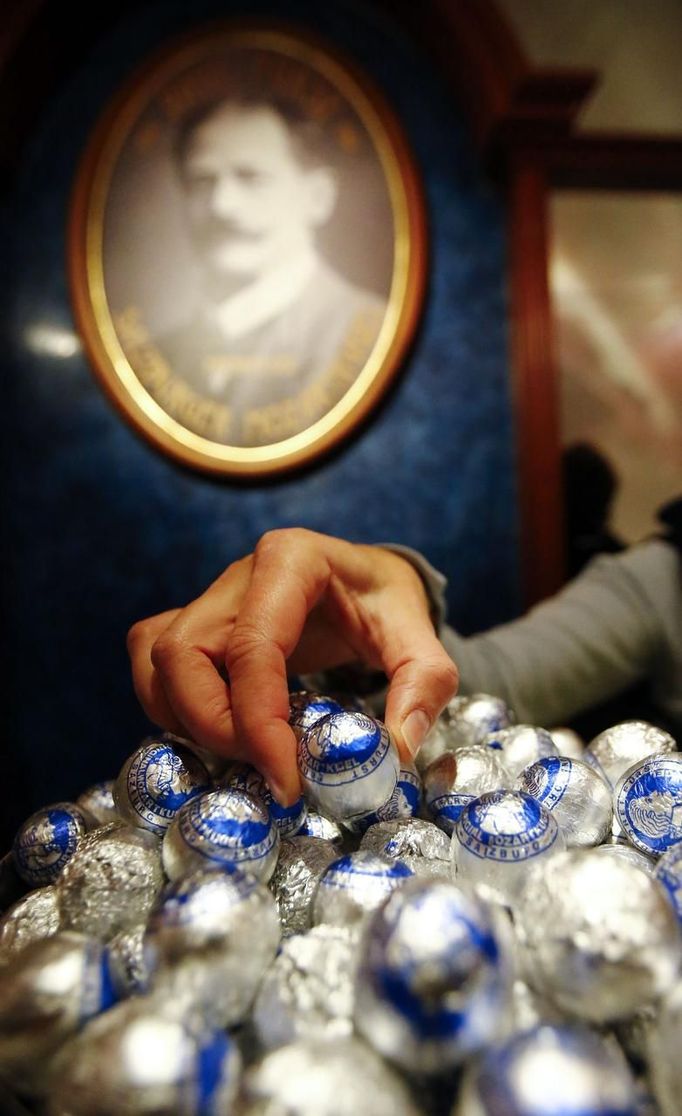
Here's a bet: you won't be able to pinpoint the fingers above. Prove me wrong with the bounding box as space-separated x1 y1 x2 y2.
127 609 187 734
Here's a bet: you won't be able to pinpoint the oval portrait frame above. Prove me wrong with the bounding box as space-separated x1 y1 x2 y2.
68 21 427 477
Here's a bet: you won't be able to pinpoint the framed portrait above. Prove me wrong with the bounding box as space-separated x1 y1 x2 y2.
68 21 427 476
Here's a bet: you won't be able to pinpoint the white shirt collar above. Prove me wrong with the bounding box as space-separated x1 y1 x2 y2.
211 247 317 340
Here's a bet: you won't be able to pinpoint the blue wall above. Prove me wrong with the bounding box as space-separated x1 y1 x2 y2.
2 0 521 843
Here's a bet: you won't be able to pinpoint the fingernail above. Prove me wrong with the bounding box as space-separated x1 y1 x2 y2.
267 776 299 809
401 709 431 757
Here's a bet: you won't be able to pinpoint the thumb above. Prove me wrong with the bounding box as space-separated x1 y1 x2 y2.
384 646 459 764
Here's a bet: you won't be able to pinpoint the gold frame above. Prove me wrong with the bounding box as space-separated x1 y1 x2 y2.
68 21 427 477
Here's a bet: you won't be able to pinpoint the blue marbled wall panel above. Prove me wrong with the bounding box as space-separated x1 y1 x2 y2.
2 0 520 838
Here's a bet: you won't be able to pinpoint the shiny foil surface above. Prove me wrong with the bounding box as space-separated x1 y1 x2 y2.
424 748 509 835
312 850 413 928
0 885 61 965
106 923 149 997
614 754 682 856
515 848 682 1023
654 840 682 922
360 817 451 861
288 691 345 742
252 925 357 1049
46 994 242 1116
444 693 515 747
647 981 682 1116
346 762 423 834
296 810 345 844
75 780 120 827
221 762 308 837
584 720 677 790
516 756 613 847
162 788 280 883
482 724 560 781
56 824 164 940
297 711 399 823
269 836 339 937
113 739 211 836
12 802 92 887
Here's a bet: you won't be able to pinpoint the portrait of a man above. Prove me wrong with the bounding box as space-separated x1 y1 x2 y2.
72 28 426 472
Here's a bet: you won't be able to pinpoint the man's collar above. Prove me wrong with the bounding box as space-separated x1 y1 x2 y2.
211 248 317 340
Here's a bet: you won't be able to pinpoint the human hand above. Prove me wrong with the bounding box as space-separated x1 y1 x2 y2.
127 528 458 805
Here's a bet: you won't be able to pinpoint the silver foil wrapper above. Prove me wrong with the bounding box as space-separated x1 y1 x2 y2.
654 840 682 922
452 790 564 907
593 840 657 875
252 925 357 1050
584 720 677 790
56 823 164 941
0 885 61 966
296 810 344 844
113 738 211 836
75 780 120 827
549 726 585 760
483 724 560 781
614 753 682 857
415 715 458 773
312 851 413 929
12 801 92 887
156 730 231 781
355 877 511 1074
162 788 280 883
144 865 280 1029
268 836 339 937
454 1023 638 1116
345 763 423 834
360 817 451 861
516 756 613 847
0 930 116 1096
239 1036 420 1116
445 693 516 746
647 981 682 1116
515 847 681 1023
46 994 242 1116
106 923 149 998
220 762 307 837
297 711 399 825
424 748 508 835
288 691 345 741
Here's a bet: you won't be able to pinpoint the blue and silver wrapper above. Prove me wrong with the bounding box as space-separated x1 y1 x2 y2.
360 818 452 882
144 864 280 1029
483 724 559 781
424 748 508 835
252 925 357 1050
105 923 150 998
452 790 564 907
56 823 164 941
46 995 242 1116
75 781 120 827
354 877 511 1074
0 931 117 1097
162 788 280 883
297 711 399 825
269 836 339 937
296 810 345 845
313 851 413 929
614 754 682 857
515 848 681 1023
654 841 682 923
153 730 231 781
220 762 307 837
584 720 677 790
289 691 345 742
114 739 210 836
445 692 516 746
346 763 422 835
12 802 91 887
0 885 61 966
239 1037 419 1116
516 756 612 847
454 1023 638 1116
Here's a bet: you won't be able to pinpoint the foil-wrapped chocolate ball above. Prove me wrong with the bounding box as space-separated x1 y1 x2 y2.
584 720 676 790
445 692 516 747
106 923 149 998
0 885 61 966
288 690 345 741
154 730 230 781
252 925 357 1049
221 761 307 837
516 756 613 847
75 780 120 827
452 790 564 906
355 877 510 1074
0 931 117 1096
12 802 92 887
346 762 423 834
614 754 682 857
313 851 413 928
515 848 681 1023
549 726 585 760
483 724 560 781
56 823 164 941
113 738 210 836
360 817 451 861
239 1036 420 1116
269 836 339 937
424 748 508 835
653 840 682 923
144 864 280 1028
46 995 242 1116
162 788 280 883
296 810 345 844
454 1023 638 1116
647 981 682 1116
297 711 399 826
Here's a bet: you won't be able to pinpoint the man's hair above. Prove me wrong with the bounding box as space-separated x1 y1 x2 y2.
173 95 336 173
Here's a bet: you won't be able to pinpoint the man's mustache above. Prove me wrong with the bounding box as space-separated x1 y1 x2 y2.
194 219 261 244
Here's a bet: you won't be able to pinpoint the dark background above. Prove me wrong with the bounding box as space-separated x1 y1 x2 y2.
1 0 520 850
